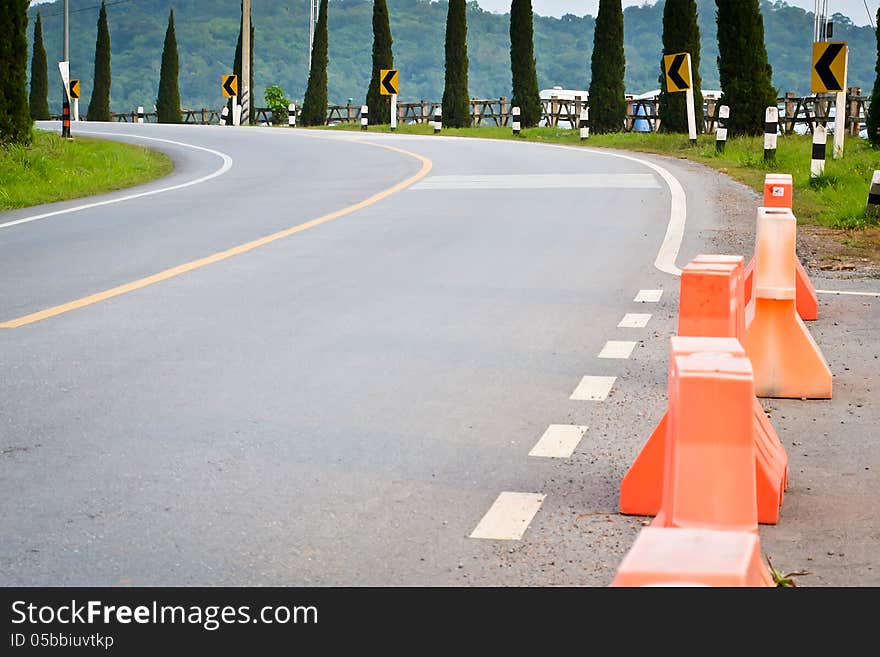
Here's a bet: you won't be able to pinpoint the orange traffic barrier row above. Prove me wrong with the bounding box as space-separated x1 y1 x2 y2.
745 207 832 399
743 174 818 321
620 256 788 524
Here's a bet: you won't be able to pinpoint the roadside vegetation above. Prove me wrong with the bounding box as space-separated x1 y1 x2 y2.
0 130 172 211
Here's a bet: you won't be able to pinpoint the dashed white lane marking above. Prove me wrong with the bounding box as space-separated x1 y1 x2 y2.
0 132 234 230
412 173 661 190
529 425 588 459
618 313 652 328
634 289 663 303
816 289 880 297
570 375 617 401
598 340 638 359
469 492 546 540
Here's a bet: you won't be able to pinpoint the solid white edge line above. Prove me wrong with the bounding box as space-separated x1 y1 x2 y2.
0 131 234 230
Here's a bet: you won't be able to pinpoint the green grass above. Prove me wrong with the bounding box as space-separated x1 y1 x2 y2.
325 122 879 230
0 129 172 211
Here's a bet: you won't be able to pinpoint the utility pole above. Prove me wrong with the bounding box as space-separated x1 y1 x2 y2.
64 0 69 60
242 0 251 125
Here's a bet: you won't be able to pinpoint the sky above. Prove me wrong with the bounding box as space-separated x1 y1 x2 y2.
476 1 878 26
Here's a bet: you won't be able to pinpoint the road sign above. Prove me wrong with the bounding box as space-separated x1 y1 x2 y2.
69 79 80 100
663 52 691 93
380 69 399 96
222 74 238 98
811 41 847 93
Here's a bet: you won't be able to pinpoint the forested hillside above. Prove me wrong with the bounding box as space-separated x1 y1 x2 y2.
27 0 876 114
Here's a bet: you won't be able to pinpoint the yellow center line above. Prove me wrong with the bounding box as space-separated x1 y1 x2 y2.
1 140 433 329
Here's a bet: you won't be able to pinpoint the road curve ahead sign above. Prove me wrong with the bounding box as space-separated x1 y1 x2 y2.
380 69 399 96
222 74 238 98
811 41 848 93
663 52 692 93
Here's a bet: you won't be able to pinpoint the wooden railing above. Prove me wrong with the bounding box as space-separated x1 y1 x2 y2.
60 91 870 135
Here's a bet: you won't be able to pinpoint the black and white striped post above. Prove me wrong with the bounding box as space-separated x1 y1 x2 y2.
579 107 589 141
433 107 442 135
360 105 369 131
811 124 827 179
764 106 778 162
715 105 729 153
512 106 521 136
867 170 880 217
288 103 296 128
220 106 229 126
61 98 72 140
137 106 145 124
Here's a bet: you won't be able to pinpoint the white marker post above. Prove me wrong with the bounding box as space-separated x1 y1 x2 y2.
512 106 521 136
391 95 398 132
764 106 778 162
811 124 827 178
288 103 296 128
73 98 79 122
684 54 697 145
579 107 589 141
220 106 229 126
360 105 369 131
866 170 880 217
137 106 144 124
232 98 241 126
716 105 729 153
833 48 848 159
434 107 442 134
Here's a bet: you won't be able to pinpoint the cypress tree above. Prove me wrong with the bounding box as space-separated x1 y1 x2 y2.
715 0 777 136
509 0 542 128
1 0 31 145
658 0 703 134
588 0 626 133
301 0 328 126
87 1 112 122
156 9 180 123
442 0 470 128
866 8 880 148
365 0 394 125
29 11 50 121
230 2 255 124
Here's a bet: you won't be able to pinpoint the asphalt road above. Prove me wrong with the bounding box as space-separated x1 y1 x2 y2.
5 121 869 586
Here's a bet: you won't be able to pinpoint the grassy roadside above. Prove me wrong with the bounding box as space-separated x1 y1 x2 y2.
0 130 172 211
325 122 878 230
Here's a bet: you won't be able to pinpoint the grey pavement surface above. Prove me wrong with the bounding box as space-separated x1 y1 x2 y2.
0 123 876 586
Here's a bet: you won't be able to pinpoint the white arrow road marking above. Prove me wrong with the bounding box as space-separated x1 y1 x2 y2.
469 492 546 541
0 131 234 230
412 173 660 190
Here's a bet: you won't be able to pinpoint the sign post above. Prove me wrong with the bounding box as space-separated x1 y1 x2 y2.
663 52 696 145
811 41 848 159
380 68 399 130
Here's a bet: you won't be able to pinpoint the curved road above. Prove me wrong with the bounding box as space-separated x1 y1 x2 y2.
1 122 710 585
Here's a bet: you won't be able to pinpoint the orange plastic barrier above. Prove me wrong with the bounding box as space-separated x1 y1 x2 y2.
651 342 759 532
610 527 774 587
620 258 787 523
745 208 832 399
743 174 818 320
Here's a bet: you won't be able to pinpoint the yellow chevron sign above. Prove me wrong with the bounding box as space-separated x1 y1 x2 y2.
663 52 692 93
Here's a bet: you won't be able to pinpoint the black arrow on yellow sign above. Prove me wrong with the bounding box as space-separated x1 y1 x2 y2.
69 79 80 100
222 74 238 98
813 42 845 92
667 54 688 90
380 69 399 96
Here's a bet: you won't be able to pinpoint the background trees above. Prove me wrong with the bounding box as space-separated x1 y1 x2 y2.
301 0 328 126
87 1 112 122
588 0 626 133
658 0 703 133
442 0 470 128
156 9 180 123
509 0 542 128
366 0 394 125
2 0 32 144
29 11 50 122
